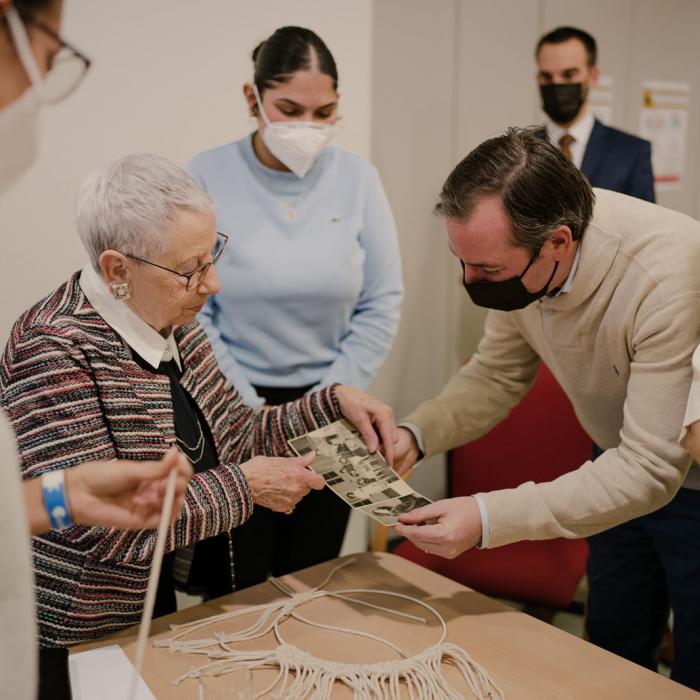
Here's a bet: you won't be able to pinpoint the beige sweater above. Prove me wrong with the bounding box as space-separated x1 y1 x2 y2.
0 414 36 699
405 189 700 548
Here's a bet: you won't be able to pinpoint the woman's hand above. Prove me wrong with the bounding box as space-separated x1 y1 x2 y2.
239 452 325 512
63 447 193 531
334 386 397 465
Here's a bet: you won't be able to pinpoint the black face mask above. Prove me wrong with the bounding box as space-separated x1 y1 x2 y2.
540 83 585 125
462 258 559 311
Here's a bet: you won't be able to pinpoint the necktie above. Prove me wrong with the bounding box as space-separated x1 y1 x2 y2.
559 133 575 161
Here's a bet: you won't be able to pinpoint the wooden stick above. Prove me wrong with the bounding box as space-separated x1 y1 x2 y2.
128 467 177 700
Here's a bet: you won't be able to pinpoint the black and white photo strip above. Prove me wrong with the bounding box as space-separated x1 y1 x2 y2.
288 419 432 525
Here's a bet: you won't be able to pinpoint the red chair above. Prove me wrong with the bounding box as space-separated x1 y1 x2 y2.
394 363 591 611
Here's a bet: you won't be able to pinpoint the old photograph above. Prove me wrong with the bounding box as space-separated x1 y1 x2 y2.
288 419 431 521
359 493 434 526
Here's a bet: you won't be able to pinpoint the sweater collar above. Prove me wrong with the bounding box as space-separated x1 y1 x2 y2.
539 189 620 311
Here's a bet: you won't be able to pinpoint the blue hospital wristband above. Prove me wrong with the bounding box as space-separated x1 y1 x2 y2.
41 470 74 529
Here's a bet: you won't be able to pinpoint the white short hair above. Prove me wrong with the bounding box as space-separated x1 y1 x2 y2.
74 153 215 271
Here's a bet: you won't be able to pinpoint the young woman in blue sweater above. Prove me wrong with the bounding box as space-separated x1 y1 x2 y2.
188 26 403 588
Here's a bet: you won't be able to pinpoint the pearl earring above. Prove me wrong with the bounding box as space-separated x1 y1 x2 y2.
111 282 131 301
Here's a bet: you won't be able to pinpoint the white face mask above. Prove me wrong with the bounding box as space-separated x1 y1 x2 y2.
0 8 44 195
253 83 335 178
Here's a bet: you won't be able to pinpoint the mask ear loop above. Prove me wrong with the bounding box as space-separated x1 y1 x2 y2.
542 259 560 295
520 253 559 297
251 82 272 127
5 8 46 97
518 255 537 280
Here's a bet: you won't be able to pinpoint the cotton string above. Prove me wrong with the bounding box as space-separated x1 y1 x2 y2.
128 466 178 700
156 559 505 699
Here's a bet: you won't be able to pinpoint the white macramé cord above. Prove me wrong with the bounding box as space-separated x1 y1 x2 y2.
155 558 505 699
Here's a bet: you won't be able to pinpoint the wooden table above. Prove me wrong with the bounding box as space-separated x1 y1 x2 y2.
71 552 699 699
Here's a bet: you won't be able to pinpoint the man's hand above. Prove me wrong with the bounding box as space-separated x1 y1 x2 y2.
65 447 193 530
335 386 397 464
239 452 325 513
394 496 483 559
394 427 420 476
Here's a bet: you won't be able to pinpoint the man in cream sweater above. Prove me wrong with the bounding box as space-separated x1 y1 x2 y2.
394 127 700 690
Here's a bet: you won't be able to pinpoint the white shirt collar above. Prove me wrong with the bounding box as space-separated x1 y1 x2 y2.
545 109 595 169
558 244 581 295
79 264 181 370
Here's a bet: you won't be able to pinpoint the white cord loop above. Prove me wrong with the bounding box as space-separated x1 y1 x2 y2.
156 559 505 699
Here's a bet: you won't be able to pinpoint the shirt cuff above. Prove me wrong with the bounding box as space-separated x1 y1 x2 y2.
473 493 490 549
679 417 695 447
397 422 425 467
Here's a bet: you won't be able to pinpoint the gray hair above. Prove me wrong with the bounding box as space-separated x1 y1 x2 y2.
75 153 215 271
435 126 595 255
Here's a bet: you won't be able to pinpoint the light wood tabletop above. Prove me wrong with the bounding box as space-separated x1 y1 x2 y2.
71 551 699 699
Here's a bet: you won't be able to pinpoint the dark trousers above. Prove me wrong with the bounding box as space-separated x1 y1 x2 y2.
231 385 351 590
587 446 700 690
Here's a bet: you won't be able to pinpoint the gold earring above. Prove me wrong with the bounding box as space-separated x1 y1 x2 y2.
111 282 131 301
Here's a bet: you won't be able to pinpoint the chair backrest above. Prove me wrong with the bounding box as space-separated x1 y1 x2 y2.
395 362 591 609
449 363 593 494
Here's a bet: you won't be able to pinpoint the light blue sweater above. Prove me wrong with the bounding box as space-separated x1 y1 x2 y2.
187 135 403 408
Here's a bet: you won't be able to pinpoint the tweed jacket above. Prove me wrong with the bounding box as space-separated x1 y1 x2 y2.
0 273 341 647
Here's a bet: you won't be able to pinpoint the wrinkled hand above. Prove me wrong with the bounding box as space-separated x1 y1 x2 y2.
335 386 397 465
65 447 193 529
394 427 420 476
240 452 325 512
394 496 482 559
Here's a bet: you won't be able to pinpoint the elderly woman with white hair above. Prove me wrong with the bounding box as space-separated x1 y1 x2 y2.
0 153 396 666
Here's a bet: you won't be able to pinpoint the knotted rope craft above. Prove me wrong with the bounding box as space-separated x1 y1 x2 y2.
155 559 505 699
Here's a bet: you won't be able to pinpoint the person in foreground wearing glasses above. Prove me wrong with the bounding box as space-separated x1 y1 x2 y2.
0 2 192 698
0 152 397 696
1 0 91 193
188 25 403 590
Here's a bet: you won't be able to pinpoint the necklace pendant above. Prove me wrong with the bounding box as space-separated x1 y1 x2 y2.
288 208 297 221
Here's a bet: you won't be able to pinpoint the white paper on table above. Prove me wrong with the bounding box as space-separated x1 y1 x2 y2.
69 644 156 700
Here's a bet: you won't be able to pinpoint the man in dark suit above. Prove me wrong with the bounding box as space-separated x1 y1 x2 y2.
536 26 655 202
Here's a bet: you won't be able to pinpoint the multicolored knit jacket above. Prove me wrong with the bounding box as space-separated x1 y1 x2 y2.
0 273 341 647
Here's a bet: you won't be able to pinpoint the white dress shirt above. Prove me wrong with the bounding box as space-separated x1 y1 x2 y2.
545 109 595 170
79 264 181 370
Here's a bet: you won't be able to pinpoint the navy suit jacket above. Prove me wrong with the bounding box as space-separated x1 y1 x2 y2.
580 119 655 202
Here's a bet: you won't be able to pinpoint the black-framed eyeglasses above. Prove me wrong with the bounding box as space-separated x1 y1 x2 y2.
15 6 91 103
126 232 229 292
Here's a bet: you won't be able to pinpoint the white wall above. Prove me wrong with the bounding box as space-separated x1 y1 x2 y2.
0 0 373 345
369 0 461 504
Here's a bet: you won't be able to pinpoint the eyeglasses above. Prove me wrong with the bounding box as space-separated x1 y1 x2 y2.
15 8 91 103
126 232 229 291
